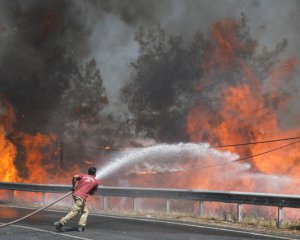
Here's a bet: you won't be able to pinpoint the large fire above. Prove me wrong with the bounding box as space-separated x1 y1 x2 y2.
0 18 299 198
0 126 18 182
0 100 80 184
0 100 19 182
187 19 299 193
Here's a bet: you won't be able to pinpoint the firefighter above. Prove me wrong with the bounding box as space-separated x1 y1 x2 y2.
54 167 99 232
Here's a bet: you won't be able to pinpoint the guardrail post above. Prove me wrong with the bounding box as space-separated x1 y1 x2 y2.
166 200 170 213
103 196 108 210
41 192 46 205
10 190 14 203
277 206 283 228
199 201 205 217
237 204 242 222
133 197 137 212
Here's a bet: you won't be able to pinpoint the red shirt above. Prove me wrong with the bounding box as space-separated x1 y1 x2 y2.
73 174 99 201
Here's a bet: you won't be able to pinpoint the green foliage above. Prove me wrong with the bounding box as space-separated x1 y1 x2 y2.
122 25 204 141
57 58 108 163
63 58 108 123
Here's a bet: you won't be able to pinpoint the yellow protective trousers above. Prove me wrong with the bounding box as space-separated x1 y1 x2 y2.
58 195 89 226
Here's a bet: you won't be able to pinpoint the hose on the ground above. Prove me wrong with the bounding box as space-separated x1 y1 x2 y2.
0 191 72 228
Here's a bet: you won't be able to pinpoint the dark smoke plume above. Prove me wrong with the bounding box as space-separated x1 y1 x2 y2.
0 0 90 133
1 0 299 134
0 0 299 169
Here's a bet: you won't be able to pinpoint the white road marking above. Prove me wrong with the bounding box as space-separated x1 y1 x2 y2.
0 204 298 240
0 221 93 240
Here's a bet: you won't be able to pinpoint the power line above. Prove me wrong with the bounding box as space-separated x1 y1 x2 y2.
141 139 300 175
96 146 124 150
95 136 300 151
209 136 300 148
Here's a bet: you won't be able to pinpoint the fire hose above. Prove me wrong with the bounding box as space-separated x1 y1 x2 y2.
0 191 72 228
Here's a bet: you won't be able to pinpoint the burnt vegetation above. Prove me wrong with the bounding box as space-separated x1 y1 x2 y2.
0 1 108 164
0 0 292 169
122 14 289 144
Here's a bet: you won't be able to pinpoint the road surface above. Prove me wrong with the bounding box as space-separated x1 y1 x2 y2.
0 206 298 240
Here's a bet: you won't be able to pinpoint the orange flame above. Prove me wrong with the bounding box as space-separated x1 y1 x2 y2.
21 132 57 183
0 100 81 184
1 18 299 197
0 126 19 182
187 19 299 193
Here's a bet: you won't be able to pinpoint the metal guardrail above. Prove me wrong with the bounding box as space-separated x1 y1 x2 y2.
1 182 299 227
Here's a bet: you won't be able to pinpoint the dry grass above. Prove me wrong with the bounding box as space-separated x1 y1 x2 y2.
96 209 300 238
2 201 300 238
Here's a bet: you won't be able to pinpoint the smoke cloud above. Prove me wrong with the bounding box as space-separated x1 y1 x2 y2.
0 0 299 124
0 0 299 189
72 0 300 123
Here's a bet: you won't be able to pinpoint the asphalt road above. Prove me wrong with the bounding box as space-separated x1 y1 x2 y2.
0 206 298 240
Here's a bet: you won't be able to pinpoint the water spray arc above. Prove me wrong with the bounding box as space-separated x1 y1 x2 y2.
95 143 239 179
1 136 299 228
156 140 300 174
95 136 300 178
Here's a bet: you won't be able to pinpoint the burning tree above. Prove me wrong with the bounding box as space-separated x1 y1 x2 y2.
187 14 297 155
123 13 295 145
0 1 106 183
122 14 300 193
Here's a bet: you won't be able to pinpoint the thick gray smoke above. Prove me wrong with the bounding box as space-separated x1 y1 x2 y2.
0 0 299 126
1 0 299 191
75 0 300 120
0 0 91 133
